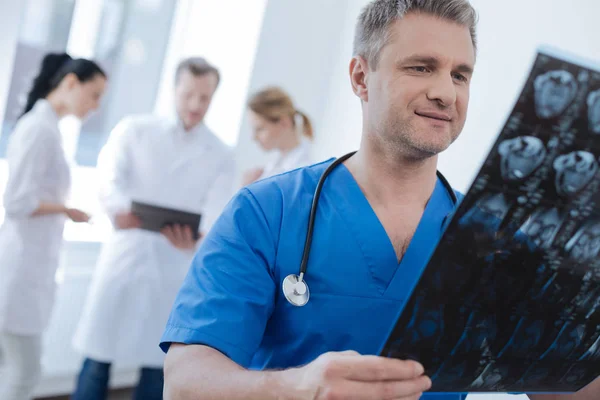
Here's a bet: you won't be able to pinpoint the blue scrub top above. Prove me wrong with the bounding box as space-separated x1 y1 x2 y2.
161 159 465 400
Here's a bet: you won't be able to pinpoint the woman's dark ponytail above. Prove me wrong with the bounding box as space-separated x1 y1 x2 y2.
22 53 72 116
21 52 106 117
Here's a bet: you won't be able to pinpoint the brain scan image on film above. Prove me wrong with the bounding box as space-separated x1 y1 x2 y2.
514 362 559 389
558 363 598 388
518 207 564 249
459 192 511 230
450 312 496 356
553 151 598 197
588 89 600 134
382 297 450 364
470 365 504 390
498 136 547 181
527 264 555 302
570 285 600 317
579 334 600 361
469 364 520 391
539 322 587 360
395 299 445 350
429 357 486 390
565 219 600 262
534 70 578 119
497 318 553 359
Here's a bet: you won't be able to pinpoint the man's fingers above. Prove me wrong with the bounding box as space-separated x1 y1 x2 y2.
321 376 430 400
172 224 184 242
338 350 361 356
162 226 174 238
329 355 425 382
182 225 194 242
377 375 431 399
131 214 142 227
390 394 423 400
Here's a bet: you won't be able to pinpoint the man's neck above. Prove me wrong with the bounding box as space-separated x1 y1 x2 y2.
344 145 439 209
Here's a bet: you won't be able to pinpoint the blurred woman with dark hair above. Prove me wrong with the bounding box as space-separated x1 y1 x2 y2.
0 52 107 400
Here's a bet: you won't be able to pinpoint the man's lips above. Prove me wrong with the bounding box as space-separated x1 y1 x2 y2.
415 111 452 121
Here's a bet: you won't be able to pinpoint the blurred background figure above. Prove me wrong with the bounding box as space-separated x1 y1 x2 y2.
0 52 106 400
70 57 235 400
241 86 314 185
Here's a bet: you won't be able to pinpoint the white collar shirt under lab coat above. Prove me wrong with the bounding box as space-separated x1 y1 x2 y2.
73 114 236 367
258 139 313 180
0 100 71 335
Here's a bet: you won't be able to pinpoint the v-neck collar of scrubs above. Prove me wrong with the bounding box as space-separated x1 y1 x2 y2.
323 163 456 299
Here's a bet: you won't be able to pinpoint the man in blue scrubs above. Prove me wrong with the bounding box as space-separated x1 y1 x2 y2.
160 0 600 399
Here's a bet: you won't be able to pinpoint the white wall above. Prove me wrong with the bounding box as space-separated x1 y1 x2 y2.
311 0 366 163
0 1 24 127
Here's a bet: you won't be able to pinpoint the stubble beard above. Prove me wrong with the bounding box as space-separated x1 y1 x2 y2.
375 116 450 162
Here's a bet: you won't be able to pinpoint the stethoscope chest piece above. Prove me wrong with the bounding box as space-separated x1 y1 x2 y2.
282 274 310 307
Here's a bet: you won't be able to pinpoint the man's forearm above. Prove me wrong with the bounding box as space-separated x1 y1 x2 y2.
163 344 289 400
528 376 600 400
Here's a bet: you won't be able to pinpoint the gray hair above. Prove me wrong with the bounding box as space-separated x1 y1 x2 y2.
353 0 478 69
175 57 220 85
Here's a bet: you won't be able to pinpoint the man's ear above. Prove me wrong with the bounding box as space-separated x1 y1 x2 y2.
349 56 369 102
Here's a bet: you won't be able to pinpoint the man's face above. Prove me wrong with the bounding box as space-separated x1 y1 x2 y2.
357 13 475 159
174 69 218 130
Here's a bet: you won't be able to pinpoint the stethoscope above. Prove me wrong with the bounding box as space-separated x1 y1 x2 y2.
282 151 459 307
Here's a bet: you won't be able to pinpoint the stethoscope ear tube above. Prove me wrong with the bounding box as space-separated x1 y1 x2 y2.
298 151 357 277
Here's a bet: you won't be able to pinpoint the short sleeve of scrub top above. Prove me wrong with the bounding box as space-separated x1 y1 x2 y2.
160 187 278 366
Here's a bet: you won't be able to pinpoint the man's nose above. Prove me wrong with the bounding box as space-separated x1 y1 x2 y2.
189 97 203 110
426 73 457 107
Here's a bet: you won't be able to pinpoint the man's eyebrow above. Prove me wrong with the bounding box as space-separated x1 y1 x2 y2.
397 54 474 75
398 55 440 66
456 64 474 75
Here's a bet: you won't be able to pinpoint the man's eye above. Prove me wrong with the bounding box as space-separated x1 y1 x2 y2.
453 73 468 82
410 66 429 73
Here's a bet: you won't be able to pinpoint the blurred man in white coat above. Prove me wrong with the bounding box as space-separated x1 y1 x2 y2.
71 57 235 400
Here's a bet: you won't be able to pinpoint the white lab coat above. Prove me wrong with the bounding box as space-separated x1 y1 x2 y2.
0 100 71 335
258 139 313 180
72 115 235 367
